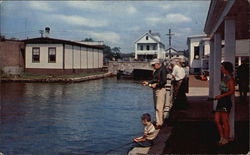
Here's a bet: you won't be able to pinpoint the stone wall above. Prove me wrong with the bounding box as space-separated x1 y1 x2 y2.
108 61 152 74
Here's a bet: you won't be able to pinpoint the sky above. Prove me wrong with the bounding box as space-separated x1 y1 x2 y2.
0 1 210 53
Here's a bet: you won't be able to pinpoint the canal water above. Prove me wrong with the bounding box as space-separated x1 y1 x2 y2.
0 77 154 155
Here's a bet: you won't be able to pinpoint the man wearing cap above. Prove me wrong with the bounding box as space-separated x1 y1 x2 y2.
142 59 167 129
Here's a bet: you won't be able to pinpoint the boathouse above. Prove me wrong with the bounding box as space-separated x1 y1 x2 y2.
24 37 104 75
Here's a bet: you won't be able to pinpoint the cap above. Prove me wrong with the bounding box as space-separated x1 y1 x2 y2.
150 59 160 65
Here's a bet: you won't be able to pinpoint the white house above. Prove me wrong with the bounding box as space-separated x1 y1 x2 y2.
165 47 187 61
134 30 165 60
24 37 104 75
187 35 209 74
188 35 250 74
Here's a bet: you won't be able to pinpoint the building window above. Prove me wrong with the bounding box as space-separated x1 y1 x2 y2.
194 46 200 59
147 45 150 50
153 45 156 50
146 36 148 40
140 45 143 50
48 47 56 63
32 47 40 63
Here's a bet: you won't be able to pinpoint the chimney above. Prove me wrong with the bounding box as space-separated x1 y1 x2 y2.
45 27 50 37
39 30 44 38
149 30 152 34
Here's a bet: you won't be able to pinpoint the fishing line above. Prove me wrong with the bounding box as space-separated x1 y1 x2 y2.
103 141 134 154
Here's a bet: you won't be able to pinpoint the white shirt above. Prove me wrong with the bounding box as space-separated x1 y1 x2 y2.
144 123 156 140
172 65 185 81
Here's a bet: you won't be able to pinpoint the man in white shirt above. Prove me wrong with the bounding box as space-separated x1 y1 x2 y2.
171 61 185 101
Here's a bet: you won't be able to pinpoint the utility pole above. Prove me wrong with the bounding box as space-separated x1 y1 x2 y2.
166 29 174 58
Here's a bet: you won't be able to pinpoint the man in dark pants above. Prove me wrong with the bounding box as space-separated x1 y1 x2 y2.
143 59 167 129
237 59 249 102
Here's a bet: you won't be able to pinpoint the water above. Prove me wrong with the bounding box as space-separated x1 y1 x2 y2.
0 77 155 155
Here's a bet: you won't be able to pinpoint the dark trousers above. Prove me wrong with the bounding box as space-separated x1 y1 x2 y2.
128 140 153 153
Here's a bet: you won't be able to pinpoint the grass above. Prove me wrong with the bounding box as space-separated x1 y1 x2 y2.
1 72 107 79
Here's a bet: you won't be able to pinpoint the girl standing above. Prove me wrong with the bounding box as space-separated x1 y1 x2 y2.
215 62 235 145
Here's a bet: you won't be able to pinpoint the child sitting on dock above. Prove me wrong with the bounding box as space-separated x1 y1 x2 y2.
132 113 157 148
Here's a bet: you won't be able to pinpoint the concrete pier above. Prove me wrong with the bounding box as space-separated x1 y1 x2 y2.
128 75 249 154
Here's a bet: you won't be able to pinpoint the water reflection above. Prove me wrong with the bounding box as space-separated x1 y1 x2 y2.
0 78 154 154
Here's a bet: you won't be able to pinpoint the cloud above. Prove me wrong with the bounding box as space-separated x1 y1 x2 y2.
127 6 137 14
28 1 55 12
129 26 141 31
165 13 192 23
85 31 120 44
145 13 191 25
65 1 137 15
175 27 192 37
145 17 162 23
160 4 172 10
50 14 108 27
65 1 102 10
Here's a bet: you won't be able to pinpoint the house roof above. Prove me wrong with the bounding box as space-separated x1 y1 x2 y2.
23 37 104 49
204 0 249 39
165 47 179 55
134 32 165 46
186 35 208 45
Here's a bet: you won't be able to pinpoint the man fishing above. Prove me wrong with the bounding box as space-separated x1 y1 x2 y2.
142 59 167 129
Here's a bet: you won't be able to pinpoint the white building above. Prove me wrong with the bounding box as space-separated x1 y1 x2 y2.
24 37 104 75
187 35 209 74
134 30 165 60
165 47 186 61
188 35 250 74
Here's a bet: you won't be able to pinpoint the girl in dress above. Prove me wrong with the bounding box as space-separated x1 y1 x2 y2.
215 62 235 145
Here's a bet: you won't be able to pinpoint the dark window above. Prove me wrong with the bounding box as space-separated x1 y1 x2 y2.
194 46 200 59
194 68 201 74
146 36 148 40
32 47 40 62
153 45 156 50
147 45 150 50
48 47 56 63
140 45 143 50
202 46 205 58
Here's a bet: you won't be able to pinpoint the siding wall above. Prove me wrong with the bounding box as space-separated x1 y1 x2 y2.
81 47 88 69
26 44 63 69
26 43 103 71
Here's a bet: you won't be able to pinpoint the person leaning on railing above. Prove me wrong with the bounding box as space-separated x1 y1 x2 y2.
214 61 235 145
170 61 186 102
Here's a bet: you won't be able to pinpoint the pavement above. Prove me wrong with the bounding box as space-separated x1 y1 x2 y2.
163 95 249 154
128 75 249 155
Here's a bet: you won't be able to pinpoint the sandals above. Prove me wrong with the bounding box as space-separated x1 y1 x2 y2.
217 137 229 146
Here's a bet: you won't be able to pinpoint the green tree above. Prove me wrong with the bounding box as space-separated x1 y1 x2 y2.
112 47 121 60
81 38 94 42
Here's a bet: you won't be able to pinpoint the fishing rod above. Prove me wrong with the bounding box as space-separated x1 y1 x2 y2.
102 131 143 154
207 97 217 101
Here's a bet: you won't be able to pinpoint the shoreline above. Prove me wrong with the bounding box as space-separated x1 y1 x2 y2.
0 72 113 83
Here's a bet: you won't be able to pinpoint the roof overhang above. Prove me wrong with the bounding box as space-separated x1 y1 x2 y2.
23 37 104 49
204 0 250 39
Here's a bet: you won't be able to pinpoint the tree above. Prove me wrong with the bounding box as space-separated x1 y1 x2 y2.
103 45 113 60
81 38 94 42
111 47 121 60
